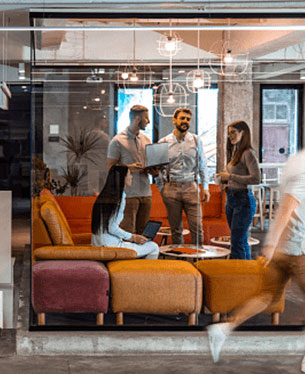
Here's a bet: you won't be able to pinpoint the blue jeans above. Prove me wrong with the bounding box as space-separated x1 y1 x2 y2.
225 189 256 260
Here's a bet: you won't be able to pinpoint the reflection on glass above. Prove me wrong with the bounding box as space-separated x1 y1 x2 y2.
117 88 153 141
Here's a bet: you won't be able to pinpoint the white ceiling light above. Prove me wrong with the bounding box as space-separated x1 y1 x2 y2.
117 22 153 89
186 22 211 93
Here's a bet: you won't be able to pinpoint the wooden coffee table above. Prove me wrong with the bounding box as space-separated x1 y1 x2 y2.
159 244 230 261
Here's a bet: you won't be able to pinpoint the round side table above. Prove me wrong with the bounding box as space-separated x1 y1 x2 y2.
156 227 190 246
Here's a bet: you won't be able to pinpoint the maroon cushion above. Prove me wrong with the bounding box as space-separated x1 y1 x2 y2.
32 260 109 313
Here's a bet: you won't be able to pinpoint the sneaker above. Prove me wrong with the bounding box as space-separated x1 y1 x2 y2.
206 323 230 363
301 355 305 373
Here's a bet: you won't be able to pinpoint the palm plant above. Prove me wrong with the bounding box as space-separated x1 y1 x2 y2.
61 165 88 196
60 129 101 164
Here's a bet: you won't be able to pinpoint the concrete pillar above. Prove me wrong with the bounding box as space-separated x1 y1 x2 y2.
217 66 254 172
0 191 14 328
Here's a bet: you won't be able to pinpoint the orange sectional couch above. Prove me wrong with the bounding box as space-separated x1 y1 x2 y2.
51 183 230 246
31 188 285 327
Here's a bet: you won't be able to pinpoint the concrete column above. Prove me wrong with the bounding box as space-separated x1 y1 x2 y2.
0 191 14 328
217 66 254 172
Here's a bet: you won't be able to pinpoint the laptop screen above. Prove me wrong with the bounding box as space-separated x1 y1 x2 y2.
142 220 163 240
145 143 169 169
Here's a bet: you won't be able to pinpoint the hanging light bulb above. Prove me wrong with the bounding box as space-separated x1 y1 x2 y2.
165 36 176 52
121 71 129 80
193 72 204 89
130 72 138 82
224 49 233 64
167 92 175 104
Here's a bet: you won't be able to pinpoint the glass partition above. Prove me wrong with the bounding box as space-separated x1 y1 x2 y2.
29 15 304 329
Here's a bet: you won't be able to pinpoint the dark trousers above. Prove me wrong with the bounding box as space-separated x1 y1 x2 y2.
225 189 256 259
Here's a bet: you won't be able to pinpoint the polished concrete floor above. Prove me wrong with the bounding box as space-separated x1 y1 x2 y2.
0 354 304 374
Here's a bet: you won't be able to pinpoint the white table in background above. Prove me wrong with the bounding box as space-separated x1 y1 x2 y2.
159 244 230 262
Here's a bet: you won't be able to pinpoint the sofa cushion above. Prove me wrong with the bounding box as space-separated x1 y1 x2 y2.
40 193 73 238
201 185 222 218
40 201 74 245
33 245 137 261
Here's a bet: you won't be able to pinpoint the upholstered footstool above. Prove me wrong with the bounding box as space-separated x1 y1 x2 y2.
195 259 286 325
107 259 202 326
32 260 109 325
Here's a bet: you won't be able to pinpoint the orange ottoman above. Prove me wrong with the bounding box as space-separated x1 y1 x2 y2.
195 259 286 325
107 259 202 326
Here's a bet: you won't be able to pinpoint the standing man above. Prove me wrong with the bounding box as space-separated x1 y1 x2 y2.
155 107 210 245
107 105 153 235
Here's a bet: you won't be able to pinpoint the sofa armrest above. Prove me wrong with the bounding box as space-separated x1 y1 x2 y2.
33 245 137 261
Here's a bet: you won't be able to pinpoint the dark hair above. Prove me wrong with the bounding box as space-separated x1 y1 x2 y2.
173 107 192 119
91 165 128 235
226 120 253 166
129 105 148 122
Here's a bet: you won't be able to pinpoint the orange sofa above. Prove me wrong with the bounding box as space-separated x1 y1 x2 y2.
50 183 230 246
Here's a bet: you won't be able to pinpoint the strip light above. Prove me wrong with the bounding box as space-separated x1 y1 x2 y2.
1 25 305 31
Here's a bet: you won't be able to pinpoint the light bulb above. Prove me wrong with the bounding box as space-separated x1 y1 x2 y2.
167 93 175 104
93 97 100 102
224 49 233 64
193 75 204 89
130 72 138 82
165 36 176 52
121 72 129 79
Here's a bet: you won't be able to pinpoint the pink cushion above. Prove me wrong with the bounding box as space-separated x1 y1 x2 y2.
32 260 109 313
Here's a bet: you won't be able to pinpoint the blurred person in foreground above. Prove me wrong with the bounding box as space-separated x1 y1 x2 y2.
207 149 305 371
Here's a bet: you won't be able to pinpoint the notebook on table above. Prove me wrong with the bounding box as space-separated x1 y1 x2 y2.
142 220 163 240
144 143 169 170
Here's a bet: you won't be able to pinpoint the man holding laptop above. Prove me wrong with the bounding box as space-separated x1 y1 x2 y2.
155 107 210 245
107 105 159 235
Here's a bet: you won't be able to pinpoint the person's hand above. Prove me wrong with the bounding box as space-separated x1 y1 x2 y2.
146 166 160 177
127 163 144 174
260 245 275 267
127 162 143 169
131 234 148 244
217 172 230 183
202 190 210 203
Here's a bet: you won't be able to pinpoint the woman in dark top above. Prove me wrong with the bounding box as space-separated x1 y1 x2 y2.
215 121 261 259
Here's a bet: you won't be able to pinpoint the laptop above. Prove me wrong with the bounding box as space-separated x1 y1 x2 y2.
144 143 169 170
142 220 163 240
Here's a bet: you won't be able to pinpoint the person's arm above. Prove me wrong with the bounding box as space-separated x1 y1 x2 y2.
107 157 118 171
197 137 210 202
107 138 121 170
262 193 299 265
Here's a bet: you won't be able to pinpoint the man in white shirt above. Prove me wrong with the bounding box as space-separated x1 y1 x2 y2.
155 107 210 245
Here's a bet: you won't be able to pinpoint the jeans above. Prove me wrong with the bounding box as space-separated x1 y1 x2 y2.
225 189 256 259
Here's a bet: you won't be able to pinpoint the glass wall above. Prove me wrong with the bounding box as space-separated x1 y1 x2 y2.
29 15 305 329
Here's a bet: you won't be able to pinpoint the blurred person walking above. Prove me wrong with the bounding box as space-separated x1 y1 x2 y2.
207 149 305 371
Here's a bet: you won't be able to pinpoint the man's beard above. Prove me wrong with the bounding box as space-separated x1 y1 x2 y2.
177 123 189 133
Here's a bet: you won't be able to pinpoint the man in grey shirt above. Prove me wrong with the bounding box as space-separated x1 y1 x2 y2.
155 107 210 245
107 105 155 235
